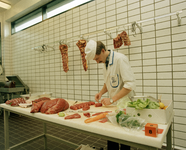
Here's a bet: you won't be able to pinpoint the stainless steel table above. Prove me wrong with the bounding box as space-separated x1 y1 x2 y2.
0 101 173 150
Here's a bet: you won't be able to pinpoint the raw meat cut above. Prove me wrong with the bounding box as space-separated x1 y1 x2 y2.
113 31 131 49
83 113 91 117
70 105 77 110
82 105 90 111
99 118 108 123
30 100 49 113
6 98 26 106
59 44 69 72
120 31 131 46
32 97 51 104
95 103 102 107
40 98 69 114
76 40 88 71
65 113 81 119
45 99 69 114
70 101 95 110
113 34 123 48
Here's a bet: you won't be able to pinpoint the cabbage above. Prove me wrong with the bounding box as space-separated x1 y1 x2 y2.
127 99 159 110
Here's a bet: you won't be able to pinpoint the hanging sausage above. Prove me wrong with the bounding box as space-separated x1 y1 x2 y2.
76 40 88 71
59 44 69 72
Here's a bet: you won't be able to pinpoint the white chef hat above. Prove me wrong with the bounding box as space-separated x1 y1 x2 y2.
85 40 97 60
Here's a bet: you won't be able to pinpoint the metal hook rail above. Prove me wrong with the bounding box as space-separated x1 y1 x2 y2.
32 10 183 52
59 39 71 47
32 44 55 53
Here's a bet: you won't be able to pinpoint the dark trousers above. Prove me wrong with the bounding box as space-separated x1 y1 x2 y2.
107 140 130 150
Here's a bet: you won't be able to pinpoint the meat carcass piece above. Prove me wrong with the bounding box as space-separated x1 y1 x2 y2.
113 34 123 49
120 31 131 46
40 98 69 114
30 100 49 113
65 113 81 119
6 98 26 106
76 40 88 71
59 44 69 72
45 99 69 114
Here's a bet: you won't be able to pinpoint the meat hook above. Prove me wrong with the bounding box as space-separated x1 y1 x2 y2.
80 35 89 42
176 12 182 26
131 21 142 37
59 40 64 45
104 29 112 39
59 40 70 47
41 44 47 53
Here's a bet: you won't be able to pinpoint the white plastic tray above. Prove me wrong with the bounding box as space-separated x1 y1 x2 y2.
126 100 173 125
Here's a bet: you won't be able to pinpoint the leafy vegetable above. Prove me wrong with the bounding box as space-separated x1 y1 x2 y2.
118 114 130 123
146 101 159 109
127 99 159 110
118 114 145 130
116 112 146 130
116 111 124 123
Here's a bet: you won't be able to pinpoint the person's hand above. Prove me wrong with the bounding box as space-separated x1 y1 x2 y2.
101 98 112 106
95 93 102 102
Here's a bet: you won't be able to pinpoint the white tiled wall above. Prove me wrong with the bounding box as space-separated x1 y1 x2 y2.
2 0 186 149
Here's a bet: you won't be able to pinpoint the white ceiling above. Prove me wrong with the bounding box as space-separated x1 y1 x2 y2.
0 0 21 13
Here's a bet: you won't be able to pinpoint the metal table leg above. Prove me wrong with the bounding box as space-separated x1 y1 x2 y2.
166 123 172 150
4 109 9 150
7 94 10 117
43 123 47 150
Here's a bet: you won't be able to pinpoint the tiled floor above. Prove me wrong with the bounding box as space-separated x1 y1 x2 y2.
0 112 167 150
0 112 107 150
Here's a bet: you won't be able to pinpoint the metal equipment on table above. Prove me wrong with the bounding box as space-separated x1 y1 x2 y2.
0 75 29 103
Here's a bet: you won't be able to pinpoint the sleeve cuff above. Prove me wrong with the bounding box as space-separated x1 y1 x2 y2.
123 82 136 91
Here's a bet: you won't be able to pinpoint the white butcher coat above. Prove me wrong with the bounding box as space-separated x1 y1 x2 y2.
103 50 136 104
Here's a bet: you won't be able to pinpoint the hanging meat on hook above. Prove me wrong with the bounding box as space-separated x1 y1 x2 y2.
113 34 123 49
76 40 88 71
120 31 131 46
113 31 131 48
59 44 69 72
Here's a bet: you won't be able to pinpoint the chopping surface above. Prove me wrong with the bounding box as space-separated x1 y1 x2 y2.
0 99 173 149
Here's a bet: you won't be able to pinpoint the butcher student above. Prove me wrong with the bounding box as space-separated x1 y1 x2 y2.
85 40 136 150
